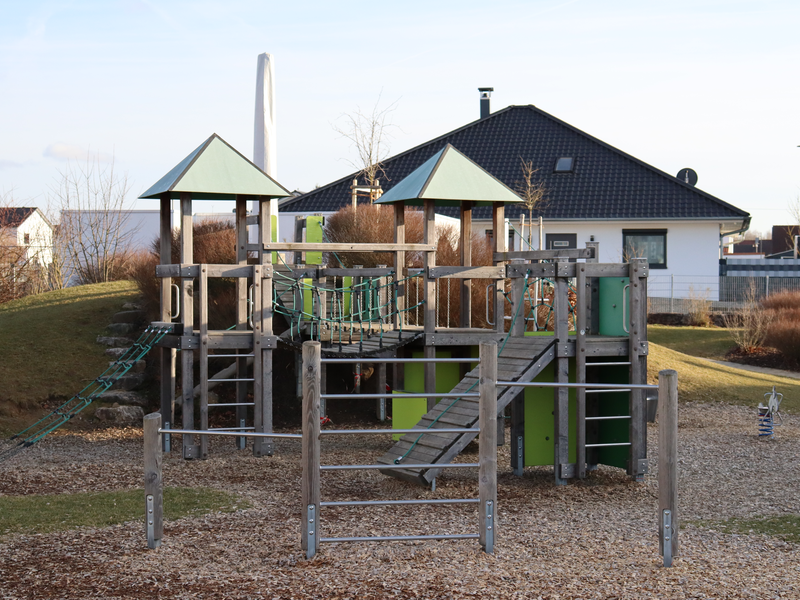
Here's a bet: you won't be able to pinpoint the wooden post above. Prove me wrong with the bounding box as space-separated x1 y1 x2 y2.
293 216 305 265
511 265 526 337
658 369 678 566
479 341 498 553
235 196 249 450
585 242 600 469
301 341 321 559
423 199 437 411
460 201 473 328
199 265 209 459
629 258 647 480
576 263 587 479
492 205 506 337
393 202 405 330
254 197 274 457
180 192 196 459
159 193 175 452
144 412 163 549
553 265 569 485
586 241 600 335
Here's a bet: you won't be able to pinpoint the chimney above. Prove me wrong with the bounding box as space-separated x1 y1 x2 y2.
478 87 493 119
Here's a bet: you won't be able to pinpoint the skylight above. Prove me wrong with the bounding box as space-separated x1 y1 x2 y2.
554 157 574 172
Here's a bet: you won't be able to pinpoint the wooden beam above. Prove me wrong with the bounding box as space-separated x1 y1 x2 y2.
576 264 587 479
492 204 505 337
255 197 274 457
424 199 436 412
394 202 406 330
628 258 648 480
553 265 569 485
460 201 472 328
258 242 435 252
180 192 196 459
235 196 249 452
429 266 505 279
158 193 175 451
494 247 595 262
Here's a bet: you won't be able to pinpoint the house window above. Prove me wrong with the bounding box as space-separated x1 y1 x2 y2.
23 233 30 245
623 229 667 269
554 157 574 172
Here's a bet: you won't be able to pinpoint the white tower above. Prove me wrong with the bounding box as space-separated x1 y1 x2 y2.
252 53 279 243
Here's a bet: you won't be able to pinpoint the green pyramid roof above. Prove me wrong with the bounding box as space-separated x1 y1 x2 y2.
139 134 292 200
375 144 522 207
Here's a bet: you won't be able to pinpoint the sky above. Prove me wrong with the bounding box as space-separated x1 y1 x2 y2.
1 0 799 235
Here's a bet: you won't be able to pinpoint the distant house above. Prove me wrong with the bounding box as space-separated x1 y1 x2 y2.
281 103 750 299
0 207 54 267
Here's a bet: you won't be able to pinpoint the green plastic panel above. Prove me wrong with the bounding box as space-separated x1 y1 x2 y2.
305 215 324 265
598 277 630 336
523 360 577 466
594 360 630 470
392 350 463 440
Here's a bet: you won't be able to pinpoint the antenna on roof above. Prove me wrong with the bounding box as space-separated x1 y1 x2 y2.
676 168 698 187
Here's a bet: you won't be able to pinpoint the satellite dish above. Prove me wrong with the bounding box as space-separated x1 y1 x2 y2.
677 168 698 187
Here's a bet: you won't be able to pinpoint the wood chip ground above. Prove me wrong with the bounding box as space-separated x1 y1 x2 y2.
1 402 798 599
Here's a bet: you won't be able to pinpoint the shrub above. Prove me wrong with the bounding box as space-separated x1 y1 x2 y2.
686 285 711 327
765 316 800 363
128 219 236 328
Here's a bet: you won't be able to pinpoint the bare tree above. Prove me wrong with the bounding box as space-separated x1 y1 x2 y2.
334 94 398 190
515 158 547 248
49 153 136 286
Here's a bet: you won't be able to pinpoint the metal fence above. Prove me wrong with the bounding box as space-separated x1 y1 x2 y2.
648 275 800 314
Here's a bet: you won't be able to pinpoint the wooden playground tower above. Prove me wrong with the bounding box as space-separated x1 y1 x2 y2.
141 136 650 486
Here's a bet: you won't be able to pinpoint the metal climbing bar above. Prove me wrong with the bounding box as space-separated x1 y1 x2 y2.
301 340 498 559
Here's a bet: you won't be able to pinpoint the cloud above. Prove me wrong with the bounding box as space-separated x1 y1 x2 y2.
43 143 113 163
0 159 22 170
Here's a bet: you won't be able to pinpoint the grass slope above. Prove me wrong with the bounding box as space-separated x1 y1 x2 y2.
648 324 736 359
0 487 246 536
0 282 139 414
648 342 799 413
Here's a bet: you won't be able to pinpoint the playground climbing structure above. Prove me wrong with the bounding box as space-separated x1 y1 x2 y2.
139 136 651 485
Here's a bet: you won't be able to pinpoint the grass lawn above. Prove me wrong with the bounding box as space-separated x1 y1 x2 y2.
648 342 799 413
647 324 736 359
0 281 140 416
0 487 246 536
690 515 800 544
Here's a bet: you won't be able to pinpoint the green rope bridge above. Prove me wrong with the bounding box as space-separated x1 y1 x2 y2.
0 325 174 463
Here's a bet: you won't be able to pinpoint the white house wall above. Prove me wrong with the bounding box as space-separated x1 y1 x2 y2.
16 210 53 266
487 219 721 300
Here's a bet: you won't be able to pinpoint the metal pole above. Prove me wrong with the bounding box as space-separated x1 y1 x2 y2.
658 369 678 567
144 413 163 549
301 341 321 559
479 341 498 554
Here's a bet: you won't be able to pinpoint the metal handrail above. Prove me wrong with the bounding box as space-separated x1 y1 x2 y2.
158 427 301 439
497 381 657 390
320 428 479 435
170 284 180 319
622 283 630 334
321 392 480 400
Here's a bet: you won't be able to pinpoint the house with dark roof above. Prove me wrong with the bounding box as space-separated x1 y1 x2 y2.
0 207 54 267
280 100 750 300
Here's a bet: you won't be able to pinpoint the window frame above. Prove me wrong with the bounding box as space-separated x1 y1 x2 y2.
554 157 575 173
622 229 667 269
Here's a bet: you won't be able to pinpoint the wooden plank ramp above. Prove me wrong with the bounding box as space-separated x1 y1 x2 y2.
377 337 557 486
278 326 423 357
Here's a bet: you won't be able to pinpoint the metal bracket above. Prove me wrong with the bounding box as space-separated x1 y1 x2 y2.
306 504 317 559
662 509 673 567
146 494 160 549
638 341 649 356
163 421 171 453
237 419 246 450
637 459 649 474
514 435 524 476
559 463 576 479
183 444 201 459
179 335 200 350
484 500 494 554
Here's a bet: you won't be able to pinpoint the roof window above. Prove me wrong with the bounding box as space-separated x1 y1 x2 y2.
554 157 574 172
